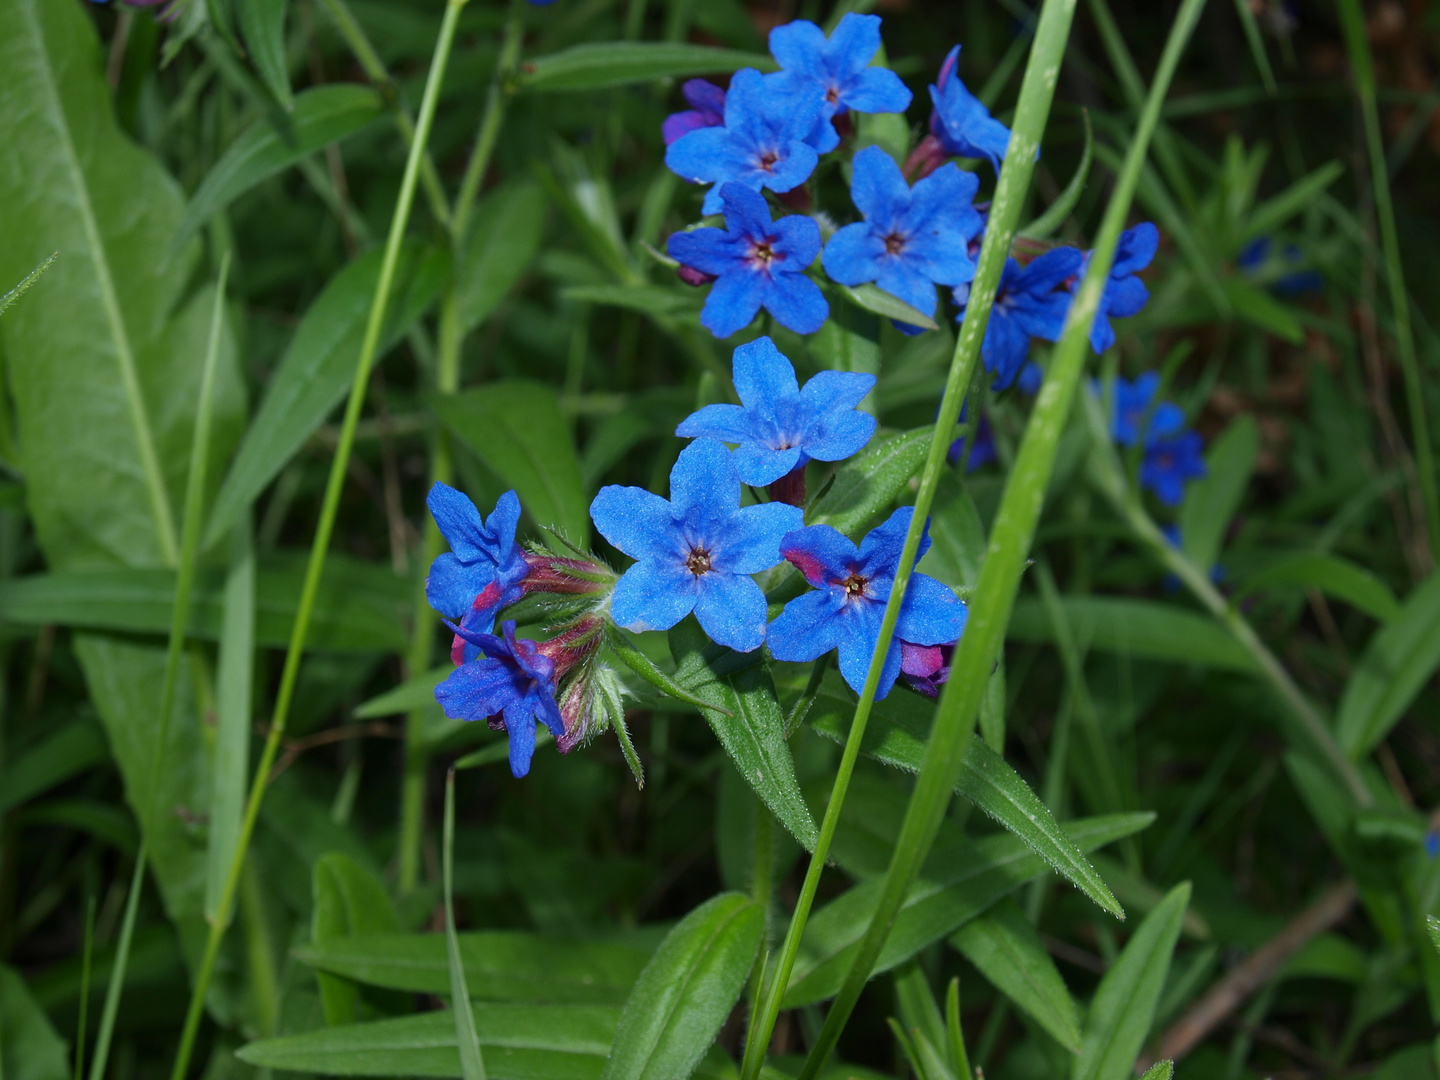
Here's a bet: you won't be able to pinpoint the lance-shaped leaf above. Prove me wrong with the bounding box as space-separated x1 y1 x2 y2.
605 623 725 715
809 428 931 536
1178 416 1256 574
837 284 940 331
517 42 775 93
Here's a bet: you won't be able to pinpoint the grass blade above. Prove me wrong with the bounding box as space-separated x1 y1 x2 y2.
444 770 487 1080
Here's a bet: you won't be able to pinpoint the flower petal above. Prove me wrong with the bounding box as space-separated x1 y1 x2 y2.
895 572 967 646
668 437 741 524
715 500 806 574
700 269 765 339
767 589 845 662
694 571 771 652
803 407 877 463
610 560 698 633
768 18 830 76
731 442 802 487
848 145 911 227
435 659 523 724
676 402 756 443
799 369 876 416
501 702 539 778
719 181 774 238
731 336 800 410
780 523 858 587
762 270 829 336
667 226 739 276
425 554 493 620
822 222 887 286
843 66 912 114
590 485 679 561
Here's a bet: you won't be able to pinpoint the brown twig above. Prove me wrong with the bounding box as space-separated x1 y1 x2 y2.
266 721 404 781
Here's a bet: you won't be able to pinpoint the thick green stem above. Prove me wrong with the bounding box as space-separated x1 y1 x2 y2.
167 8 467 1075
1336 0 1440 564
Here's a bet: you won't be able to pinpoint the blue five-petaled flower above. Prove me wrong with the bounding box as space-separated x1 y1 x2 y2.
435 621 565 779
590 438 804 652
675 336 876 486
768 507 967 699
1085 222 1159 354
768 13 913 154
928 45 1015 170
955 246 1082 391
823 145 982 322
1142 430 1207 506
665 69 824 216
425 483 528 632
666 183 828 339
663 79 727 147
1105 372 1185 447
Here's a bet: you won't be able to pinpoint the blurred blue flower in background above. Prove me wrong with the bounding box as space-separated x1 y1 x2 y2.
663 79 726 147
1143 430 1207 506
1083 222 1158 353
955 246 1082 390
927 45 1015 169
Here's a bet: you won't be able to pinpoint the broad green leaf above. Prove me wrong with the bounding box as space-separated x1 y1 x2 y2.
237 1003 619 1077
838 284 939 331
172 85 383 250
950 898 1081 1052
15 799 139 856
237 0 292 109
1071 882 1190 1080
601 893 763 1080
920 470 987 591
0 964 69 1080
206 241 447 544
0 720 108 815
294 932 651 1003
1237 552 1400 623
458 180 548 333
784 814 1151 1007
1337 570 1440 759
440 382 589 545
1007 596 1260 673
802 670 1123 919
0 554 411 652
671 619 819 851
312 853 401 1026
516 42 775 93
1179 416 1256 573
606 623 719 715
810 428 930 536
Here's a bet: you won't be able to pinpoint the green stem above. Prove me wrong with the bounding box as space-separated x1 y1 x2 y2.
791 1 1209 1073
1336 0 1440 564
397 0 526 895
86 845 144 1080
739 6 1080 1076
167 7 468 1075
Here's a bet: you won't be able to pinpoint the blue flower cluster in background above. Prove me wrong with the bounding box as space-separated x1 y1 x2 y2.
1099 372 1208 506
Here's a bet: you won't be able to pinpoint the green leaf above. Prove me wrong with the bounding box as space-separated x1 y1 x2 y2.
784 814 1151 1007
444 773 488 1080
919 471 987 592
1236 552 1401 623
457 180 548 333
606 623 722 715
950 898 1081 1052
560 283 703 321
802 669 1124 919
172 85 383 251
1243 160 1345 241
1429 915 1440 955
1020 107 1093 240
837 284 940 331
237 1003 619 1076
670 619 819 851
0 720 108 815
440 381 589 545
312 853 400 1026
516 42 775 93
1071 883 1190 1080
16 799 139 857
0 964 69 1080
1179 416 1256 573
1137 1063 1174 1080
1007 596 1260 673
1223 276 1304 343
809 428 931 536
206 241 447 545
1337 570 1440 759
355 666 450 719
236 0 292 110
294 932 651 1003
601 893 763 1080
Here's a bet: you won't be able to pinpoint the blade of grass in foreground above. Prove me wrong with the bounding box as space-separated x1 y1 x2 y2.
792 0 1211 1073
444 769 488 1080
738 1 1080 1074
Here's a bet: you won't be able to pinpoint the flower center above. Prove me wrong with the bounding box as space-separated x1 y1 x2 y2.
884 231 907 256
825 85 840 105
685 545 713 576
750 238 779 268
842 571 869 598
757 149 779 172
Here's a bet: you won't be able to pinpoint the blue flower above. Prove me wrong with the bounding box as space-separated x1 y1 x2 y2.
675 336 876 486
768 507 967 698
768 13 913 154
947 410 996 473
665 69 825 216
955 246 1082 390
666 183 828 339
435 620 565 779
426 484 529 629
1083 222 1158 354
1238 237 1323 296
1017 360 1044 396
1102 373 1185 447
1160 523 1224 589
1142 430 1207 506
927 45 1014 169
823 145 982 321
590 438 804 652
663 79 726 147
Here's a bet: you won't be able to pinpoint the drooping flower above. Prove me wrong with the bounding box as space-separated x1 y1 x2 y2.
666 183 827 339
767 13 913 154
663 79 727 147
927 45 1015 170
675 336 875 490
954 246 1083 391
425 484 528 631
900 640 955 698
435 621 565 779
768 507 967 698
1082 222 1159 354
665 69 825 216
823 145 983 322
1102 373 1186 447
1142 430 1207 506
590 439 803 652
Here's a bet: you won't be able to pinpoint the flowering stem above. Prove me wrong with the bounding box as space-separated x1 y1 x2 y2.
167 6 467 1075
738 4 1082 1075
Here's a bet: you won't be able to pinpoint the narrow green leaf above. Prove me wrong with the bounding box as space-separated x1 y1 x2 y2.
312 854 400 1026
16 800 138 857
0 251 59 320
950 898 1081 1052
1138 1063 1174 1080
237 0 292 109
1337 570 1440 759
1237 552 1401 623
444 773 488 1080
0 721 108 815
457 180 547 333
1243 161 1345 241
606 623 726 715
919 471 987 592
439 381 589 544
517 42 775 92
1071 883 1190 1080
355 666 449 719
1228 0 1276 95
671 619 820 851
0 964 70 1080
561 283 704 321
838 284 939 331
601 893 763 1080
1020 108 1093 240
809 428 931 536
1223 276 1304 343
172 85 383 250
1179 416 1257 573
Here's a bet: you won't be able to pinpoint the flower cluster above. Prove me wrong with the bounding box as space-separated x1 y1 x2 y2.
1098 372 1208 506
